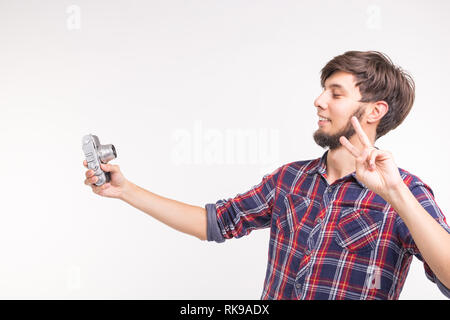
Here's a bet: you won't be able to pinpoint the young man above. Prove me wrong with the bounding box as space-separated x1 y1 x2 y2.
83 51 450 300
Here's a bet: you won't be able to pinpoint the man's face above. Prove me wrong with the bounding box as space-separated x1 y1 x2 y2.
313 71 366 150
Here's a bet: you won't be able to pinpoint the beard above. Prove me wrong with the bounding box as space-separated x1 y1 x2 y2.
313 106 365 150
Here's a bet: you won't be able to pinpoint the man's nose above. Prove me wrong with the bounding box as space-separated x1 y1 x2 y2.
314 92 328 110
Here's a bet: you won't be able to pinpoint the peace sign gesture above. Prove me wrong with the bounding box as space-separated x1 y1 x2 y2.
339 116 404 200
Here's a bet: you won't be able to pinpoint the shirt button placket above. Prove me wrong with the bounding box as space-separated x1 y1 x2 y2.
323 187 331 206
294 281 303 298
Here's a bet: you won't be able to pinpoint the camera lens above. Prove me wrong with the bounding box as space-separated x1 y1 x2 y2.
98 144 117 162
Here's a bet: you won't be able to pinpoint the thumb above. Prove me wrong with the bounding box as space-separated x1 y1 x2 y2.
101 163 119 173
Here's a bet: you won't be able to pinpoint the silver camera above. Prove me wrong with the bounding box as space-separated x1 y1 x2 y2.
82 134 117 186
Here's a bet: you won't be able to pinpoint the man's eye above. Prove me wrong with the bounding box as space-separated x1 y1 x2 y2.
332 94 341 98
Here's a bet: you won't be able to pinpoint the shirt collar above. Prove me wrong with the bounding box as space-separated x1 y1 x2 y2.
305 151 328 176
306 150 367 189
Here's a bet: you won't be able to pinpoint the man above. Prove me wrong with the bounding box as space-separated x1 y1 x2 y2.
83 51 450 300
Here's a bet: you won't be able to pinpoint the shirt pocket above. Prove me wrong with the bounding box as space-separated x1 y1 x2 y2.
276 193 312 237
335 208 384 253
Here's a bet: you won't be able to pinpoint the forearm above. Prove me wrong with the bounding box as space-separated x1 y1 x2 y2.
119 181 208 241
387 183 450 288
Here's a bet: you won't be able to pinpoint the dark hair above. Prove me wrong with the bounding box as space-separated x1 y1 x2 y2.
320 51 415 139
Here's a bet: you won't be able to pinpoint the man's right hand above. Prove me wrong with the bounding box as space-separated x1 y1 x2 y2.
83 160 129 199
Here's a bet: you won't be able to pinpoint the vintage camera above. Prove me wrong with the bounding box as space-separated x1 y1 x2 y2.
82 134 117 186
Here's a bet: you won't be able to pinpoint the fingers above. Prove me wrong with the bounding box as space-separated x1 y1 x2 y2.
83 160 119 173
84 175 110 193
83 161 94 181
356 147 380 172
351 116 372 148
99 183 111 190
340 135 376 171
83 160 113 195
84 175 98 185
85 169 94 178
339 136 360 158
84 161 119 178
356 146 371 165
91 183 110 196
369 148 378 170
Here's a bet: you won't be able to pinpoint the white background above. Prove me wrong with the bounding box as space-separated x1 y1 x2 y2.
0 0 449 299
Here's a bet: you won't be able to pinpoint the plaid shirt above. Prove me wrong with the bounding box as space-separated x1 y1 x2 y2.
205 151 450 299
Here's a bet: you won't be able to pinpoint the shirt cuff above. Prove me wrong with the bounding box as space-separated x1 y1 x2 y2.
205 203 225 243
435 275 450 299
426 269 450 299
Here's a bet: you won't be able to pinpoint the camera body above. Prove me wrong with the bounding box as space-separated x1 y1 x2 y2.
82 134 117 186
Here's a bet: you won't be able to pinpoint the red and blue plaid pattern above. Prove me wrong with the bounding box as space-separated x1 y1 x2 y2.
206 151 450 299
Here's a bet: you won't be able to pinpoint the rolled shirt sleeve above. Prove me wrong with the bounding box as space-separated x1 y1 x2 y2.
397 181 450 298
205 203 225 243
205 166 282 243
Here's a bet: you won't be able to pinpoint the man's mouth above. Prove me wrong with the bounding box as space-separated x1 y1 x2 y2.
318 116 331 126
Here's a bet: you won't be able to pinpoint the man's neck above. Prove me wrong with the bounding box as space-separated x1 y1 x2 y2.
325 138 363 185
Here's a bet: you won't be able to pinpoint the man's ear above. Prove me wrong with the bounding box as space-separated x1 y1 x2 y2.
367 101 389 124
